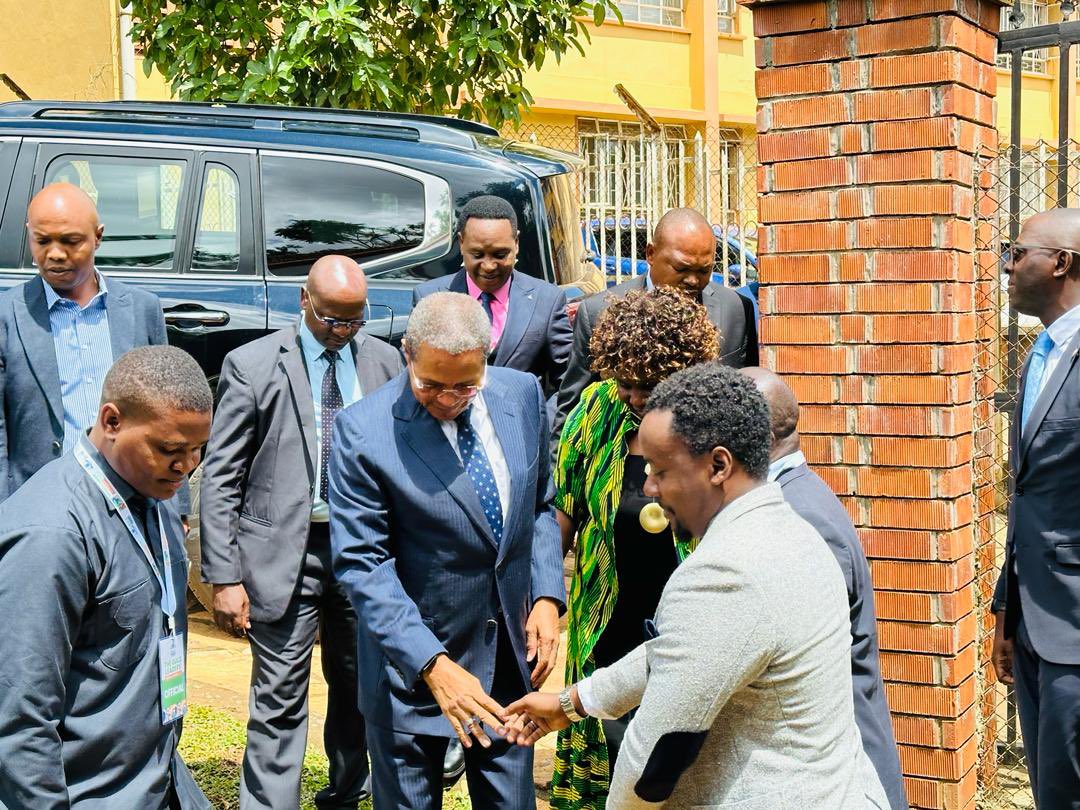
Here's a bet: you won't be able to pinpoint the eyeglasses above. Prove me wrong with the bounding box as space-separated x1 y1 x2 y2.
409 367 487 403
1005 243 1080 265
305 289 366 331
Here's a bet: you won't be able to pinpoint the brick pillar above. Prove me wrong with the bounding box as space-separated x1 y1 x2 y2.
742 1 1003 808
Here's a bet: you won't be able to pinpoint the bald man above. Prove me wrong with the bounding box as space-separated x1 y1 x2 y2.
0 182 168 501
742 367 907 810
992 209 1080 808
553 207 757 441
200 255 403 808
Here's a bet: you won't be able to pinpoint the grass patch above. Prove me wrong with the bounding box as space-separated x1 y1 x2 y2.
180 704 472 809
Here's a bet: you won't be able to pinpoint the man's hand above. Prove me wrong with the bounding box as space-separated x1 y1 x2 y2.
992 611 1014 685
526 597 561 687
423 655 507 749
213 583 250 638
503 690 573 746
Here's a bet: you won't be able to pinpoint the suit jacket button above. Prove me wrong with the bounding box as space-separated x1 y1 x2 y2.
486 618 498 629
1015 486 1024 496
52 440 61 453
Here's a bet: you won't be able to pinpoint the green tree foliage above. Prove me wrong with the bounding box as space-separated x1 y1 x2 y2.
129 0 621 127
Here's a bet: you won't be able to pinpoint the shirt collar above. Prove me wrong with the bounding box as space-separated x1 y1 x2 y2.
1045 302 1080 350
464 272 512 305
42 270 108 311
297 317 337 367
79 435 138 504
766 450 806 483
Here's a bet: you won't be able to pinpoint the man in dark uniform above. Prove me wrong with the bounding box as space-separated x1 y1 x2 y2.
0 345 212 809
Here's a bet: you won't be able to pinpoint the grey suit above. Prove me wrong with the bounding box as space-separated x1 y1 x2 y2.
584 484 888 809
200 324 402 809
0 275 167 501
412 269 572 398
778 463 908 810
553 276 757 441
0 445 209 810
993 327 1080 807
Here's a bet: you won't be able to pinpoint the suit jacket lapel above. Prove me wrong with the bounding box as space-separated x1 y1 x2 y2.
13 279 64 429
1018 329 1080 469
493 272 536 366
701 282 725 322
348 332 381 395
104 281 134 361
278 327 317 481
483 380 527 561
396 390 499 551
448 270 469 295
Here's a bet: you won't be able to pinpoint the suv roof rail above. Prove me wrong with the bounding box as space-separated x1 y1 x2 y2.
0 100 499 148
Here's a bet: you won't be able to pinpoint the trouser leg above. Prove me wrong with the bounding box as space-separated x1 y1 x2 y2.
240 596 320 810
314 577 371 809
366 723 445 810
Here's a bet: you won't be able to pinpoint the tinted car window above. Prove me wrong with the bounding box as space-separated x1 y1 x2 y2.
44 155 186 269
262 156 425 276
192 163 240 272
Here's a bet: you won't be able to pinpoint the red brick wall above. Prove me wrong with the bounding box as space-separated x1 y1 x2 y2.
742 1 1002 807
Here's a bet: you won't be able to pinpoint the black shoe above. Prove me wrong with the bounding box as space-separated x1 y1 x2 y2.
442 739 466 790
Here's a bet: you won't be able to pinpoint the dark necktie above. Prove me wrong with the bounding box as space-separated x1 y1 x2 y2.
320 350 344 503
479 291 495 323
456 410 503 544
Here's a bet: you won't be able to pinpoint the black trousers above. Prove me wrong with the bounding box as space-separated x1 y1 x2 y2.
1013 616 1080 809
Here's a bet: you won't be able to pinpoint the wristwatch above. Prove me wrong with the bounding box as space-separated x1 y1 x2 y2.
559 685 584 723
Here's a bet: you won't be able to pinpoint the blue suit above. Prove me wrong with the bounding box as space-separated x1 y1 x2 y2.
993 327 1080 808
0 275 167 501
329 366 564 807
412 270 572 399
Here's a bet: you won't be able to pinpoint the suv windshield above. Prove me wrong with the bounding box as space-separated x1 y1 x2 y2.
541 172 600 293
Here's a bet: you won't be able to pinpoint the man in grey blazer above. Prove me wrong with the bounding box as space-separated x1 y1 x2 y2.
506 364 887 809
992 208 1080 808
329 292 565 809
412 195 572 400
744 367 907 810
0 182 168 501
200 256 402 809
0 346 211 809
553 207 757 441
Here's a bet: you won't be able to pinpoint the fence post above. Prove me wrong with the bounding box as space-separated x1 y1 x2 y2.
741 0 1004 807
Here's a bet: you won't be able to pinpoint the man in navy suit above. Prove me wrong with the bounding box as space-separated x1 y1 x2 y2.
412 195 572 401
992 208 1080 809
0 182 168 501
329 291 565 809
743 367 907 810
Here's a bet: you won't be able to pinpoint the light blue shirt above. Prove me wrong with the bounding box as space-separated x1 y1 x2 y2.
767 450 806 483
298 319 363 521
43 273 113 453
1030 303 1080 402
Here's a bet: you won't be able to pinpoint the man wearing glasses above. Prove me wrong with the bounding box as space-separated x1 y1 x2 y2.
992 208 1080 808
328 291 564 809
199 255 403 809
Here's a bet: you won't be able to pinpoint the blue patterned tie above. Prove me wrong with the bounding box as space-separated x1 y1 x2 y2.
1021 330 1054 431
456 409 503 543
479 291 495 323
319 350 344 503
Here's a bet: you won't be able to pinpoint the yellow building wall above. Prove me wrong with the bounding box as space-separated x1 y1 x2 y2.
715 7 758 125
0 0 118 102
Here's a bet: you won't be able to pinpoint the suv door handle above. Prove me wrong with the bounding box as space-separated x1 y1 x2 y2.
164 307 231 327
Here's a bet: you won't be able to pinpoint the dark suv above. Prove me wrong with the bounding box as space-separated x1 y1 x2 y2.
0 101 600 386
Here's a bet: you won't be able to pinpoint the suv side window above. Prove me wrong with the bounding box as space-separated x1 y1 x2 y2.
262 155 426 277
192 163 241 272
43 155 186 270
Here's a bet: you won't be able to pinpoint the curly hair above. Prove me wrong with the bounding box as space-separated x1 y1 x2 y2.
645 362 772 480
589 287 720 384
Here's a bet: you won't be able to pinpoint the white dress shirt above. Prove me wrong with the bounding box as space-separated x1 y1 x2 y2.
439 392 511 520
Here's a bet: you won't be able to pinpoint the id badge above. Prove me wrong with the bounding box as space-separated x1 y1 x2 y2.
158 633 188 725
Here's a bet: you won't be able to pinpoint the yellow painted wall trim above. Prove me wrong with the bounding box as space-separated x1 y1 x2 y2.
717 32 748 42
574 15 692 40
529 96 708 121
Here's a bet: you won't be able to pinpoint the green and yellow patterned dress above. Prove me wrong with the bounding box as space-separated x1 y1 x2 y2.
551 379 696 809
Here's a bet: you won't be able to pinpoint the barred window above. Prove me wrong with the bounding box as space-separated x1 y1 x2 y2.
717 0 737 33
616 0 683 27
997 1 1049 75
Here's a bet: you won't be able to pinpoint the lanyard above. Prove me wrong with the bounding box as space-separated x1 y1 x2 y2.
74 440 178 635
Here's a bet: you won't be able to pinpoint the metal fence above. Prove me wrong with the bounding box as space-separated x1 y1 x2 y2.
972 139 1080 808
501 120 759 285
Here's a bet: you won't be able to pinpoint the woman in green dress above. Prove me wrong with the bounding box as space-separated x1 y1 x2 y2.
551 287 721 809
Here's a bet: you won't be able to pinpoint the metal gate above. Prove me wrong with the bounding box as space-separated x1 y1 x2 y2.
973 2 1080 806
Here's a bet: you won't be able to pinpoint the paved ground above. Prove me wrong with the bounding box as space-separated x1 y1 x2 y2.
187 610 566 808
